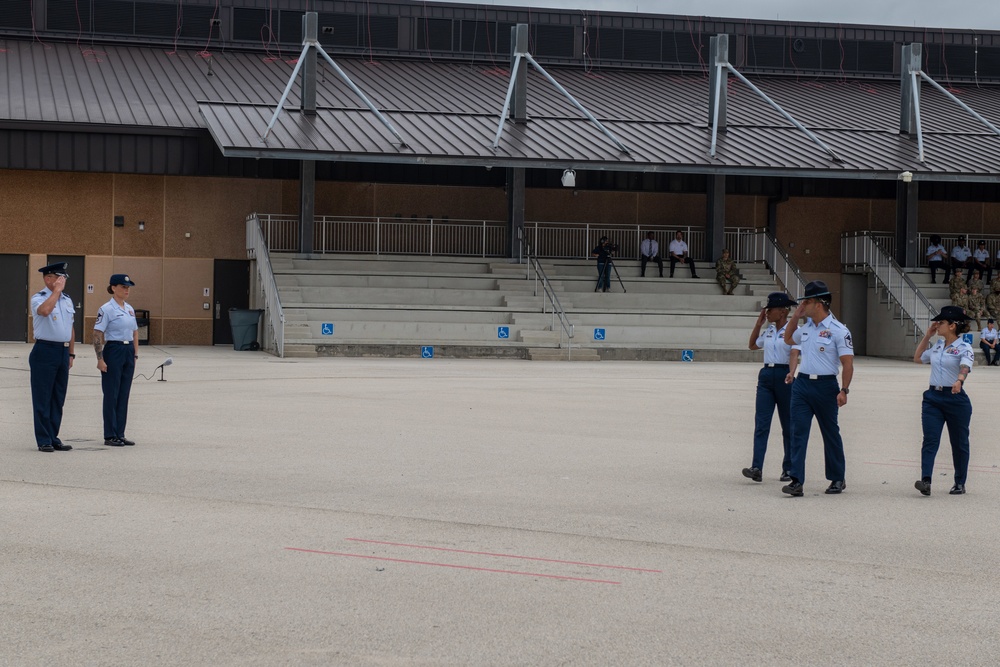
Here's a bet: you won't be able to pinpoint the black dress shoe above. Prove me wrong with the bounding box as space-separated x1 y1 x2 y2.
915 479 931 496
38 444 55 452
949 484 966 495
104 438 125 447
825 480 846 494
742 467 763 482
780 471 792 482
119 438 135 446
782 481 804 496
52 443 73 451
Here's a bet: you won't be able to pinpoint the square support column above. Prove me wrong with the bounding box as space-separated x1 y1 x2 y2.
299 160 316 254
706 174 726 263
895 181 919 268
507 168 525 260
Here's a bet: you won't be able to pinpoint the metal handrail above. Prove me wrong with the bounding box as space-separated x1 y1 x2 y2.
738 230 808 298
517 227 575 354
842 231 937 337
246 213 286 358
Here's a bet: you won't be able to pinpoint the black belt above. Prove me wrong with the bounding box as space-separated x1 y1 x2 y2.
35 339 70 347
106 340 132 345
798 373 836 380
929 385 960 392
764 364 789 368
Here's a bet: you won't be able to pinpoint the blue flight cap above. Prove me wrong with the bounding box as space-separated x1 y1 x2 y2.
109 274 136 287
39 262 69 277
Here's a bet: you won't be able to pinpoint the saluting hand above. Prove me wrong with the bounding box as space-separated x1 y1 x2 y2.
756 308 767 326
53 276 66 293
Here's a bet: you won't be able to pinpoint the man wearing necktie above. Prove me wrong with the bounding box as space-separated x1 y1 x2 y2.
640 231 663 278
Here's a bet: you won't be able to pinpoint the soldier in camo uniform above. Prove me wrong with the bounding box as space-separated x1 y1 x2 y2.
968 269 985 295
949 269 966 301
989 280 1000 321
715 248 741 295
952 286 969 313
968 287 987 330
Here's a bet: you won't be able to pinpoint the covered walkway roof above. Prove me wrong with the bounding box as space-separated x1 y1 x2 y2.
2 37 1000 181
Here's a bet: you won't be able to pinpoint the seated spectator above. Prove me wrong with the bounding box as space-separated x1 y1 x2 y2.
973 240 993 284
968 287 986 330
988 284 1000 322
981 319 1000 366
715 249 740 295
952 286 969 312
951 236 972 278
639 231 663 278
668 231 699 279
926 234 948 283
968 269 985 294
949 269 966 301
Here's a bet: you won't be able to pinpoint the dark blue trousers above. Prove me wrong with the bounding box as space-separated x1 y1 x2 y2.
596 262 611 290
752 366 792 472
29 341 70 448
101 342 135 440
789 376 845 484
921 389 972 485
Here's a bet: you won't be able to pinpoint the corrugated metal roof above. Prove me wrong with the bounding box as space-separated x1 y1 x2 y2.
3 37 1000 179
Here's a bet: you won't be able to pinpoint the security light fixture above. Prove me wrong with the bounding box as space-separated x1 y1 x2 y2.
561 169 576 188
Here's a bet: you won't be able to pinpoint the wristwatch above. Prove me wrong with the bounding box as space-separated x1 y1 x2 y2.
840 387 850 394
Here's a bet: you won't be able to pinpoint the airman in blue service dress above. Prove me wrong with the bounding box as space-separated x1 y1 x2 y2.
782 281 855 496
913 306 975 496
743 292 798 483
29 262 76 452
93 274 139 447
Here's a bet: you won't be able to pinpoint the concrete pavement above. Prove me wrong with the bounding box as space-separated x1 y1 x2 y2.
2 343 999 665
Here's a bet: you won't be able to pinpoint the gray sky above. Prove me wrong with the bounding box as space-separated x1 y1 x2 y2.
447 1 1000 31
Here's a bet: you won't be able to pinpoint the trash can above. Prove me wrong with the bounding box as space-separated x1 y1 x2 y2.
229 308 263 351
134 309 150 346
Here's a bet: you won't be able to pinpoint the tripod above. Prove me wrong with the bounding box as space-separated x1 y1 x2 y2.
595 258 627 293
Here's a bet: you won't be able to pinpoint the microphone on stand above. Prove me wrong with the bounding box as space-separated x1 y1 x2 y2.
156 357 173 382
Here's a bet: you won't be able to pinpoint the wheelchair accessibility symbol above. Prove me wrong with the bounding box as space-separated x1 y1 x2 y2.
594 328 606 341
962 333 974 345
421 346 434 358
321 323 334 336
681 350 694 362
498 326 510 339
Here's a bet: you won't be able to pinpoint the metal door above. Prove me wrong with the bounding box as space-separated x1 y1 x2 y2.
0 254 29 341
213 259 250 345
46 255 85 343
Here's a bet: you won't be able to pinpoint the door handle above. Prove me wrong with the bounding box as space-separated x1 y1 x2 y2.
215 301 221 319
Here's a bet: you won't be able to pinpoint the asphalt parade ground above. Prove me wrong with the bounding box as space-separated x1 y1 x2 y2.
2 343 1000 666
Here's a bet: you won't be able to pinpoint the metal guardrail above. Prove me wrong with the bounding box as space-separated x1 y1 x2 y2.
518 227 574 355
842 231 937 337
736 230 809 298
246 214 286 358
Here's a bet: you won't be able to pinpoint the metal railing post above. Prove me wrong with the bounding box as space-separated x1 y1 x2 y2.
429 218 434 257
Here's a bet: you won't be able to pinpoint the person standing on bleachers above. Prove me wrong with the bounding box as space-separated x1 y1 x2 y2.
591 236 614 293
715 249 740 295
980 319 999 366
639 231 663 278
926 234 948 283
781 281 854 497
668 230 699 279
743 292 798 484
951 236 973 281
973 240 992 284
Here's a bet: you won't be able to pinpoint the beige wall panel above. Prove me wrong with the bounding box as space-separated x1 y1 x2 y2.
372 184 506 221
111 257 164 320
84 255 114 319
162 319 212 345
314 182 377 217
25 255 47 343
161 258 213 319
920 201 984 236
726 195 765 229
164 177 283 259
528 189 637 224
633 192 706 228
775 198 871 274
113 174 165 257
871 200 896 231
984 203 1000 232
0 172 113 255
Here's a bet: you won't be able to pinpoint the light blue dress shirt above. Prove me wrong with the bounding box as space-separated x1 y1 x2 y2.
922 339 974 386
792 313 854 375
756 323 792 365
31 289 75 342
94 299 138 342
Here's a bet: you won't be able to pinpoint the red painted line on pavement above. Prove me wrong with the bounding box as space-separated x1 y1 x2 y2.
345 538 662 573
284 547 621 584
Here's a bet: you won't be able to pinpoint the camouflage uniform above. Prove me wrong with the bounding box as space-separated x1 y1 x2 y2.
952 290 969 312
715 257 741 295
987 291 1000 321
967 290 987 329
968 277 985 294
949 274 966 301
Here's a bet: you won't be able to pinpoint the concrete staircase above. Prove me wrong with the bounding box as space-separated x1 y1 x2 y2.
270 254 784 361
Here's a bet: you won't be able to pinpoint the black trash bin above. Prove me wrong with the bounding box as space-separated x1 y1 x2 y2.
134 309 150 346
229 308 264 351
